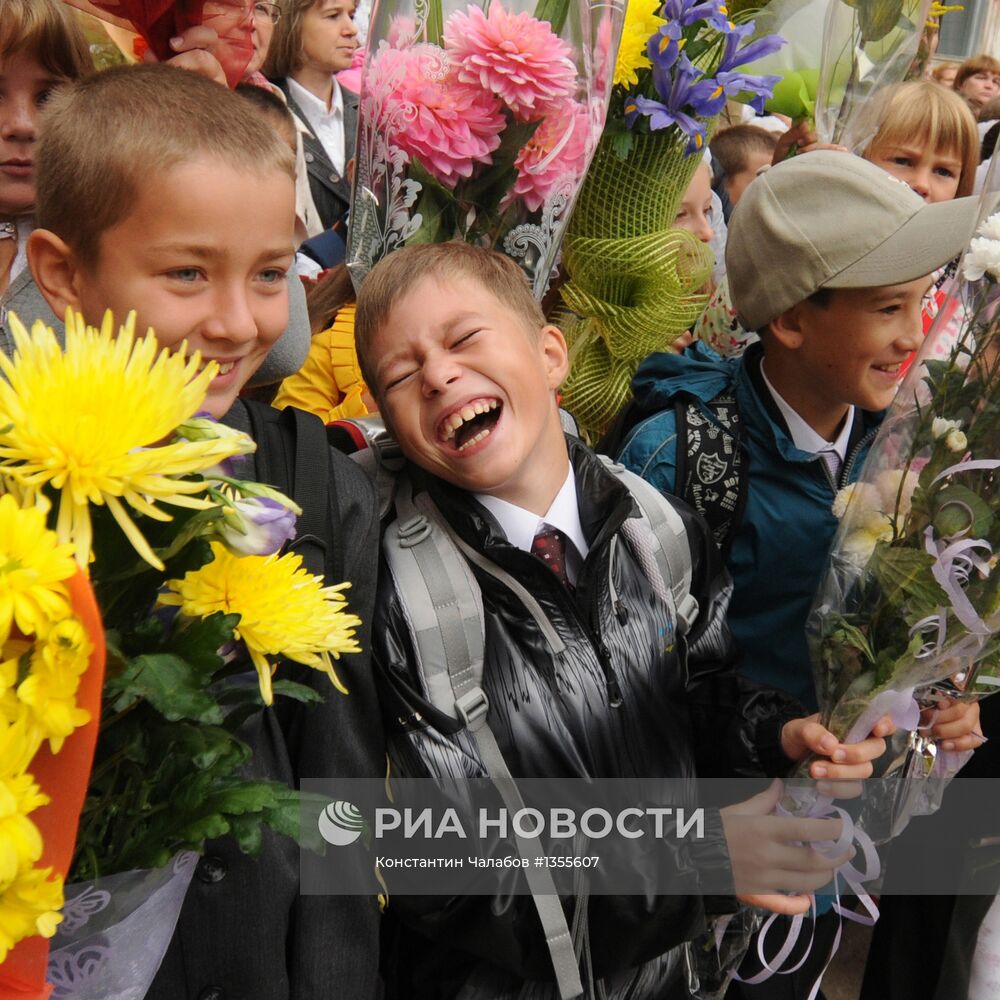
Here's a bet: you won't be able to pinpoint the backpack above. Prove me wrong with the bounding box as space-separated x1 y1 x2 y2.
244 400 343 582
329 415 701 1000
598 392 748 560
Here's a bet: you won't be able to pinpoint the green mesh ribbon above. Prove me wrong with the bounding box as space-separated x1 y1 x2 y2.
558 130 714 439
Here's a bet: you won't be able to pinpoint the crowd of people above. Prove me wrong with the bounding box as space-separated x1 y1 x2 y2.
0 1 998 999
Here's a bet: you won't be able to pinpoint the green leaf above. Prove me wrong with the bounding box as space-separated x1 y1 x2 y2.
113 653 224 723
166 611 239 673
868 545 950 614
532 0 569 32
405 160 457 245
270 680 325 705
228 812 265 855
611 128 634 161
461 119 541 207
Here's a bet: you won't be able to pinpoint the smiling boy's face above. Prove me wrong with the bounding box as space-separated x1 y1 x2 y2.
369 273 571 513
65 156 296 419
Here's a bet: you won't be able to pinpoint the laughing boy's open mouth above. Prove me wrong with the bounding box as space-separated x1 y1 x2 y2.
438 398 503 451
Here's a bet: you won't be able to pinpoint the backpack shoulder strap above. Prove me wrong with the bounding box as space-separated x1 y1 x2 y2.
599 457 699 635
243 401 339 580
381 475 582 1000
675 392 746 560
328 415 404 520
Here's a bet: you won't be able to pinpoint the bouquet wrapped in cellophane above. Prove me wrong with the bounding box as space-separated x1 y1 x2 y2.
742 0 932 148
346 0 622 298
809 209 1000 778
555 0 784 438
0 312 363 996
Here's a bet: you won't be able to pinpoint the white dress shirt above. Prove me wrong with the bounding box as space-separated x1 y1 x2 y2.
287 76 347 177
760 361 854 479
475 466 589 585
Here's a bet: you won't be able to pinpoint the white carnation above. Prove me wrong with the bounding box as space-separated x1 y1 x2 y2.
962 236 1000 282
945 429 968 453
976 211 1000 242
932 417 961 439
874 469 920 519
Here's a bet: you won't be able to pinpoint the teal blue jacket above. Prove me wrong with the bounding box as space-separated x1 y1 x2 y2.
618 343 883 710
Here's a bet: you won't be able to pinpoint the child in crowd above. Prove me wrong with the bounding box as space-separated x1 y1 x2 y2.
931 60 960 89
620 150 982 721
0 0 90 296
274 262 375 421
710 124 777 220
618 151 985 999
696 79 980 358
236 80 299 152
673 158 715 245
24 63 383 1000
353 240 893 1000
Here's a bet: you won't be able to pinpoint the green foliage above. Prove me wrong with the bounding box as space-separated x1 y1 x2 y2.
68 487 330 882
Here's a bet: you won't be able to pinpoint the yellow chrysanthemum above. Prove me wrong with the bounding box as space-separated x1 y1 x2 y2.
0 717 47 886
162 542 362 705
0 494 75 648
614 0 667 89
0 311 256 569
0 863 63 963
17 618 92 754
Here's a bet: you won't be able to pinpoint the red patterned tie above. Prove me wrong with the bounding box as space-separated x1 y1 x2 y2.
531 523 571 588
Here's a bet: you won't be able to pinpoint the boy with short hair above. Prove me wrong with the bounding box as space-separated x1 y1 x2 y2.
353 240 891 999
24 63 382 1000
709 124 777 217
619 150 984 726
618 150 986 1000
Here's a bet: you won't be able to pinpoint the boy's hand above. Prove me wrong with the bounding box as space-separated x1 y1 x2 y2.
923 697 984 752
780 713 894 781
721 780 853 915
144 26 227 87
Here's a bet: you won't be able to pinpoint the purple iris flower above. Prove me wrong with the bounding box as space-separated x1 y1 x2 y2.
715 70 783 113
624 75 710 154
646 20 684 78
715 20 786 75
661 0 734 30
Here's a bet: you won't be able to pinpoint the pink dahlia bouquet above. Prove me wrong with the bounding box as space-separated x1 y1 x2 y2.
346 0 623 298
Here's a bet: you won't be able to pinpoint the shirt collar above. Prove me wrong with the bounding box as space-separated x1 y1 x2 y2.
474 465 590 563
760 360 854 464
287 76 344 119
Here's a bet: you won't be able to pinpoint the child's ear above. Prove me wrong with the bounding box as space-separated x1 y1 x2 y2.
27 229 86 318
540 324 570 390
768 305 808 351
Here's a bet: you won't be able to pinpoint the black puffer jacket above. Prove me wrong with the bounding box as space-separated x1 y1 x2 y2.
374 438 803 999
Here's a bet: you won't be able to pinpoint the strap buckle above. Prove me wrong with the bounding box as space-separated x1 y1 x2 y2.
397 513 432 547
454 687 489 728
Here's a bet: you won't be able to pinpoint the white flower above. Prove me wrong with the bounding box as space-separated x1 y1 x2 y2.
945 429 968 453
976 211 1000 242
962 236 1000 282
932 417 962 439
830 482 881 521
841 525 891 566
874 469 919 520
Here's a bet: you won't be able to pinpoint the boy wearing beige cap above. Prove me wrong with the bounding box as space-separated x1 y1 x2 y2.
619 150 982 723
618 150 986 997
